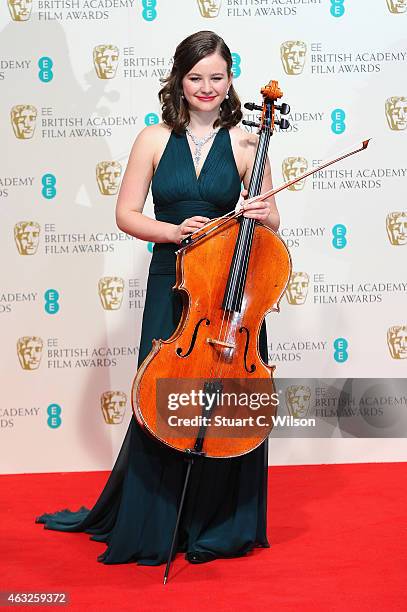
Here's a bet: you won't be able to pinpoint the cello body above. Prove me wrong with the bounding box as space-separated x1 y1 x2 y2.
132 215 291 458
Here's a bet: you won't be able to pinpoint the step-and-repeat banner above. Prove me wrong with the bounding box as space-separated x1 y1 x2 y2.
1 0 406 473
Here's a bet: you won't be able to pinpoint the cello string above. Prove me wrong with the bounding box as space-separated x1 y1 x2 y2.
219 128 270 380
209 216 246 382
214 129 270 384
209 102 273 386
213 139 263 359
232 128 269 316
209 196 250 384
226 129 266 313
206 102 275 422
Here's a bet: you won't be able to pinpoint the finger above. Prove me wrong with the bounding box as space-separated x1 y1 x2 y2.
235 195 245 212
182 225 204 236
243 211 266 220
184 221 208 231
244 200 270 210
190 216 210 223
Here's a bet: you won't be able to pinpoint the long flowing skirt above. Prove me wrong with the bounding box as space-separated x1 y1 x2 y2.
36 273 269 565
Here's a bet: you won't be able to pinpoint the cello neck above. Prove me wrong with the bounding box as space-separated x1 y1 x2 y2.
222 104 274 313
248 127 272 199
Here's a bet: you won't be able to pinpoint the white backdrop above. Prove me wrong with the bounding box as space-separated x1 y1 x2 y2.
1 0 406 473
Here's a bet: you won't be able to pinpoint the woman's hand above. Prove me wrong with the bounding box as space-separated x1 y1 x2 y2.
238 189 272 223
170 215 210 244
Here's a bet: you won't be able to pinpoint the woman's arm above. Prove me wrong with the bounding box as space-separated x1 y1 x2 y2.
116 125 209 244
115 126 175 243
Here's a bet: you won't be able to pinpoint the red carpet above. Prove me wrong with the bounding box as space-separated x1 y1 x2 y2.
0 463 405 611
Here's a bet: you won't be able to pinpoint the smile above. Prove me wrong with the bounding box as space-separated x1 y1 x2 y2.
196 96 217 101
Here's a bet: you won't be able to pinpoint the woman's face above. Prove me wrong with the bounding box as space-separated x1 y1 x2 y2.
182 52 232 114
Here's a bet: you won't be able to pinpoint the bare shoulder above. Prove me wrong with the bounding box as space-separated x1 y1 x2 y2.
132 122 170 150
128 123 172 168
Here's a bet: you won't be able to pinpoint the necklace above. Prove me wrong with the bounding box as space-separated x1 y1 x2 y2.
185 126 219 168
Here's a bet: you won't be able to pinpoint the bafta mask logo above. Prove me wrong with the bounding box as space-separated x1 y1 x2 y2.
196 0 221 18
93 45 119 79
17 336 43 370
101 391 127 424
14 221 40 255
7 0 32 21
280 41 307 75
387 326 407 359
282 157 308 191
96 161 122 195
10 105 37 139
385 97 407 130
386 212 407 245
386 0 407 13
98 277 125 310
285 385 311 418
286 272 309 305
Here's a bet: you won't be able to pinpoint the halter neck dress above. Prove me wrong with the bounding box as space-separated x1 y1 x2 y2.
36 128 270 565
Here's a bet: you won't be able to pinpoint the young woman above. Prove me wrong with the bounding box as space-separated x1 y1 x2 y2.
37 30 279 566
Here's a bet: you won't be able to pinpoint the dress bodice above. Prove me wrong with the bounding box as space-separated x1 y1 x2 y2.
150 127 241 274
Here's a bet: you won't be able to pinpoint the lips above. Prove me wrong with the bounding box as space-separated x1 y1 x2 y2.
196 96 217 101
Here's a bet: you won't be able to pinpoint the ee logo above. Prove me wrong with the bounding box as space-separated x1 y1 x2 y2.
44 289 60 314
142 0 157 20
144 113 159 126
333 338 348 362
331 108 346 134
42 174 56 199
330 0 345 17
231 53 241 78
332 224 347 249
47 403 62 428
38 57 53 82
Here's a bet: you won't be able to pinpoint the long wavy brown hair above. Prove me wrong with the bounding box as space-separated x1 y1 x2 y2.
159 31 242 134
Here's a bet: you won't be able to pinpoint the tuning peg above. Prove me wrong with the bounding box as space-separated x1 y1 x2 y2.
242 120 260 128
276 103 290 115
244 102 263 111
277 118 290 130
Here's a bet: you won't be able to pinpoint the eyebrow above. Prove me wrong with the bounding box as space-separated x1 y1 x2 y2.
187 72 226 77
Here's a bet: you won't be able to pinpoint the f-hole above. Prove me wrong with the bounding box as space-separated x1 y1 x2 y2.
176 318 210 357
239 327 256 373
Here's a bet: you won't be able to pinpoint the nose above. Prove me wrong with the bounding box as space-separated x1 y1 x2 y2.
200 79 213 94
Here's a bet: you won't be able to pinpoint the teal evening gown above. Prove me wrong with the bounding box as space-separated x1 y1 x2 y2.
36 128 270 565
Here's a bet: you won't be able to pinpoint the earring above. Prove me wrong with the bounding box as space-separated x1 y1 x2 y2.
225 90 230 100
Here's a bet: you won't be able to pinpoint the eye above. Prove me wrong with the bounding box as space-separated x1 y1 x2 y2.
189 77 200 82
